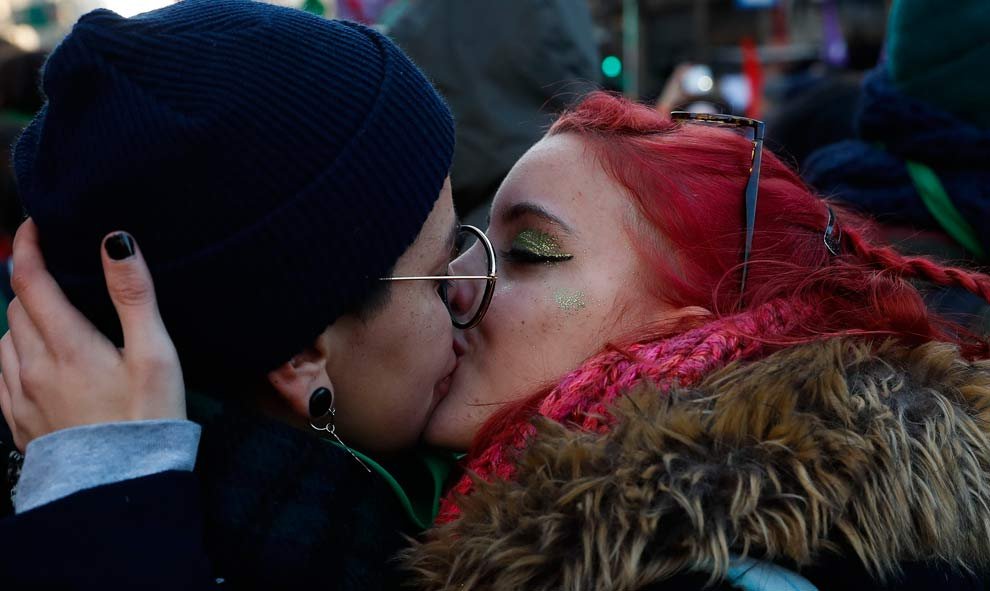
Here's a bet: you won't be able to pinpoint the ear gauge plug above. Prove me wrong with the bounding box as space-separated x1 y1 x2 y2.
308 387 371 473
308 387 333 419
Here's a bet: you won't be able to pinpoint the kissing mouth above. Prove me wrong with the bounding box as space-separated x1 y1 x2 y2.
453 331 468 358
434 358 458 403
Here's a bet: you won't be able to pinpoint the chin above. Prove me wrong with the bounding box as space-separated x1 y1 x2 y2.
422 375 477 451
355 401 434 455
421 404 466 451
356 426 421 455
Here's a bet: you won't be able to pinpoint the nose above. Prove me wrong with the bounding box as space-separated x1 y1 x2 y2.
448 250 481 321
448 280 477 321
450 238 480 275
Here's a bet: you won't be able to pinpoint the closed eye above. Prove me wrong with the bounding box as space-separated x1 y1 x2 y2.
500 248 573 265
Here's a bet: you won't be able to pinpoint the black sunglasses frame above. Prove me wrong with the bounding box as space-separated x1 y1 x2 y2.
671 111 765 305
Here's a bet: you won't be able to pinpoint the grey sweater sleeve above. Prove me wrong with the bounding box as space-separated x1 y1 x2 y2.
13 419 201 514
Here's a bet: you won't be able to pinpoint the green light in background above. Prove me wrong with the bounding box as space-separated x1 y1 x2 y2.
302 0 326 16
601 55 623 78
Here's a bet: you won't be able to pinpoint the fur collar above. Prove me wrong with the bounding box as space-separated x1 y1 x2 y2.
406 339 990 590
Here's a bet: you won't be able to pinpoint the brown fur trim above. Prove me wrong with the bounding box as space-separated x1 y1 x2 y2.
404 339 990 590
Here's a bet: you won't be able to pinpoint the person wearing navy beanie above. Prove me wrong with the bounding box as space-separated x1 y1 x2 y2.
0 1 482 588
15 0 455 377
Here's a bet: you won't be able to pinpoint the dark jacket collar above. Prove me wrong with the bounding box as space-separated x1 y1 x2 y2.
187 392 417 589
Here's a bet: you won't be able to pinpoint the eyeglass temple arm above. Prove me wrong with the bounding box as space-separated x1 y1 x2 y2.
739 134 764 301
381 275 496 281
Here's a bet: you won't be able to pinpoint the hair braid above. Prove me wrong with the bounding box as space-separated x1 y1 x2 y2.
843 225 990 306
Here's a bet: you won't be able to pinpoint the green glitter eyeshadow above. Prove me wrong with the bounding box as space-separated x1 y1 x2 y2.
512 229 572 260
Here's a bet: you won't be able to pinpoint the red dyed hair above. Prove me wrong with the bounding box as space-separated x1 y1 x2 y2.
548 93 990 344
439 92 990 522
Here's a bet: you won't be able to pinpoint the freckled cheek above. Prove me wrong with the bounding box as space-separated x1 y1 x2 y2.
391 299 451 376
483 293 579 386
481 282 558 343
424 304 454 360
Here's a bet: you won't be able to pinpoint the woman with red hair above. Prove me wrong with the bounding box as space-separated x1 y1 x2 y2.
5 92 990 590
405 92 990 589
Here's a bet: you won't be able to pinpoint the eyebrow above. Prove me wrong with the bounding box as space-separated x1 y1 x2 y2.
502 202 573 234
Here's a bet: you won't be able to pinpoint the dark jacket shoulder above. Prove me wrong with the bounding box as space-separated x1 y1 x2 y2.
192 396 418 589
0 394 421 590
0 471 214 590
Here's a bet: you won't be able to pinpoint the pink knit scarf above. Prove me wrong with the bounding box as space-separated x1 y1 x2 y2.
438 300 811 523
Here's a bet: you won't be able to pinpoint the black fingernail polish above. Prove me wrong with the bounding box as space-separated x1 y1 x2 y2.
105 233 136 260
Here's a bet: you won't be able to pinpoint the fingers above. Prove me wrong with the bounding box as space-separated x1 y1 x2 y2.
7 298 47 366
0 332 22 449
7 299 54 440
0 332 22 402
0 377 13 447
10 219 94 350
100 232 173 360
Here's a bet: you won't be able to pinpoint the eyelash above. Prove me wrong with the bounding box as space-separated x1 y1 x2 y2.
500 248 572 265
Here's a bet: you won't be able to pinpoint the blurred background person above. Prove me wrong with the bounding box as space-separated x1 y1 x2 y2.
647 0 887 171
334 0 391 23
0 41 45 331
802 0 990 334
0 41 45 236
760 0 886 169
386 0 600 223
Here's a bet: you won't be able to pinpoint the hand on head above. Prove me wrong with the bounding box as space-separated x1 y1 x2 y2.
655 63 696 114
0 220 184 451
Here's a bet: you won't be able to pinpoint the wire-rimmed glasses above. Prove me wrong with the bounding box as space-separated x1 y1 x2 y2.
381 225 497 329
671 111 765 303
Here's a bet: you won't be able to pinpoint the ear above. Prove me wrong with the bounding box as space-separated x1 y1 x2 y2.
266 333 333 420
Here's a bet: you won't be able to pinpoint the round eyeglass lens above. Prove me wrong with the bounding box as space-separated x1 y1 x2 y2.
447 226 494 328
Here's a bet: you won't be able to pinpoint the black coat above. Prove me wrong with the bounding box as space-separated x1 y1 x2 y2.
0 395 421 590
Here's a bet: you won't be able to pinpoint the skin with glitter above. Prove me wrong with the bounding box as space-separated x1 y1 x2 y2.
554 289 587 311
512 229 573 261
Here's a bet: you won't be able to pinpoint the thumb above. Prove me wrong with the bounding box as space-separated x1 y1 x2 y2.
101 232 171 357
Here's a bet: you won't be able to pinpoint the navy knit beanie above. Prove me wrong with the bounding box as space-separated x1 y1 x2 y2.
14 0 454 377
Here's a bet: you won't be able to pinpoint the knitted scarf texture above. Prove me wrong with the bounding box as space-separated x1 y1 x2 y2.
439 300 811 522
